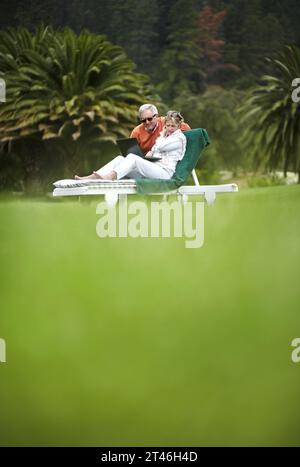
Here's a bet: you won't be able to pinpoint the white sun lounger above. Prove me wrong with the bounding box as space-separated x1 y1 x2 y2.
53 170 238 205
53 128 238 205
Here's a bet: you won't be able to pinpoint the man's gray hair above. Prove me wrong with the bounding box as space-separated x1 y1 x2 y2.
138 104 158 116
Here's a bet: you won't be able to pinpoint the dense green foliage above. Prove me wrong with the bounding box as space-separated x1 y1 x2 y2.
1 0 299 92
173 86 247 173
240 45 300 180
0 2 300 189
0 26 156 190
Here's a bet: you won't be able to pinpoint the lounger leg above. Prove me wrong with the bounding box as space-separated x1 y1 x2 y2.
204 191 216 205
182 194 188 204
177 194 188 204
105 192 119 206
119 194 127 204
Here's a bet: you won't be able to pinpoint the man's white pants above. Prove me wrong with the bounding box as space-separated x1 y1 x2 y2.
95 154 171 180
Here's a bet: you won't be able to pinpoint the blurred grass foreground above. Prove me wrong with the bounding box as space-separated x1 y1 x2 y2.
0 185 300 446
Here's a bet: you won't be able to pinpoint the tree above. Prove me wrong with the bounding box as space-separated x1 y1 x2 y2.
173 86 247 174
156 1 237 100
156 0 204 101
0 26 157 190
221 0 288 87
197 5 226 65
239 45 300 181
100 0 160 74
196 4 239 85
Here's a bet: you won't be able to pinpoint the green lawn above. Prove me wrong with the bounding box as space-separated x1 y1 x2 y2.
0 185 300 446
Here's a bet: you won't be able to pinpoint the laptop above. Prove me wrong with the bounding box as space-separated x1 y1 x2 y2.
116 138 161 161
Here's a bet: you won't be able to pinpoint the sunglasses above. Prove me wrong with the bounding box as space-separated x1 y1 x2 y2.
140 114 158 123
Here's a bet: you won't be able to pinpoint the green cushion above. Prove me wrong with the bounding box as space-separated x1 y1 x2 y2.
135 128 210 194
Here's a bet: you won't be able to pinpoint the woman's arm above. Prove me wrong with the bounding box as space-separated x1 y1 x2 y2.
154 133 186 154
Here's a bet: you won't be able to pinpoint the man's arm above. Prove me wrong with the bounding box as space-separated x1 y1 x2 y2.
181 122 191 130
130 126 139 139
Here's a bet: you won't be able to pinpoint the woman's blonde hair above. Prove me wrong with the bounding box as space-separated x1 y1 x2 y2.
164 113 182 127
166 110 184 121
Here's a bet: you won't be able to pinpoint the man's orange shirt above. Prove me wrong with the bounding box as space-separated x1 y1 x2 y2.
130 117 191 153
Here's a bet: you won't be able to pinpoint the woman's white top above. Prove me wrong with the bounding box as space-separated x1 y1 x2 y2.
151 129 187 176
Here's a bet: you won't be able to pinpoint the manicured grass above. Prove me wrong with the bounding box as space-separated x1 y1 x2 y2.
0 185 300 446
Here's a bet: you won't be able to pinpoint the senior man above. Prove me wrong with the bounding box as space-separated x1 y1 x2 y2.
75 104 190 180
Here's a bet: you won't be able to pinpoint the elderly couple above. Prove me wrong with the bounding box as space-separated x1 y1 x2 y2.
75 104 191 181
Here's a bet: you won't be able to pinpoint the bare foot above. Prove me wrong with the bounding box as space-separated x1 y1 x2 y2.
93 171 103 179
74 173 101 180
100 171 117 181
